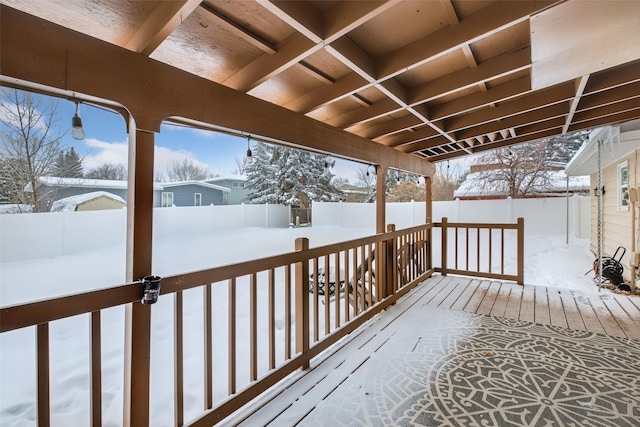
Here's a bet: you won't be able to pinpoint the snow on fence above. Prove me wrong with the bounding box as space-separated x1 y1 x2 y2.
313 195 591 237
0 204 290 263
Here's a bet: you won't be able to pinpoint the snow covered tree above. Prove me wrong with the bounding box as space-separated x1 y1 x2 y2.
85 163 127 180
245 142 345 207
465 132 587 198
53 147 84 177
0 88 66 212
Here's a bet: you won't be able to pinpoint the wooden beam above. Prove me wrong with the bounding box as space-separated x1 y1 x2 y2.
284 72 368 113
376 1 552 79
200 2 277 54
124 0 202 55
563 75 590 134
568 108 640 133
428 77 531 121
257 0 323 43
378 126 440 148
455 102 568 141
355 114 421 139
583 59 640 95
223 33 318 92
323 0 401 42
0 6 434 177
327 98 402 129
576 80 640 112
409 48 531 105
571 97 640 125
445 83 574 132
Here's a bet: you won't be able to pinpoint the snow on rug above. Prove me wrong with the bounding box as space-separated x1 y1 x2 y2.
299 308 640 426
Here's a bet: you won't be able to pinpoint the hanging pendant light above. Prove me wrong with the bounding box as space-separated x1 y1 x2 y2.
244 135 255 166
71 101 85 140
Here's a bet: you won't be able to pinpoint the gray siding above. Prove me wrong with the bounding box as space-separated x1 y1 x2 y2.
164 184 225 207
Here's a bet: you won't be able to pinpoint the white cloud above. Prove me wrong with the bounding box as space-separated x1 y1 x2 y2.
81 138 211 174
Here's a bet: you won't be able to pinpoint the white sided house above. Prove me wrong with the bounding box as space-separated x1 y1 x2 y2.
565 120 640 287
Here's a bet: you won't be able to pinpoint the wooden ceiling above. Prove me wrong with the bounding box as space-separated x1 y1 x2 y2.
2 0 640 163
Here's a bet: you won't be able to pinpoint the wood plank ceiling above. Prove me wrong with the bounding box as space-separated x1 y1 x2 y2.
2 0 640 162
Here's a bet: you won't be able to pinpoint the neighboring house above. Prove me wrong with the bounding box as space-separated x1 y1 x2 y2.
50 191 126 212
339 183 370 202
565 120 640 282
203 175 247 204
454 170 590 200
28 177 230 211
160 181 229 207
28 177 142 212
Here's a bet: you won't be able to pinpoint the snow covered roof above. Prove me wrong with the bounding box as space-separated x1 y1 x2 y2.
161 180 230 192
31 176 163 191
204 175 247 183
50 191 126 212
454 171 590 199
566 121 640 176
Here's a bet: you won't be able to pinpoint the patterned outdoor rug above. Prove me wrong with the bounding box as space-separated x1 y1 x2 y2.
299 308 640 427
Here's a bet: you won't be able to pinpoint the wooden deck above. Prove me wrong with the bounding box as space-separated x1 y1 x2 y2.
231 275 640 426
427 275 640 341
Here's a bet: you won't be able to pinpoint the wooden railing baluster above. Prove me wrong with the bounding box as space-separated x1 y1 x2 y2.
37 323 50 427
174 291 184 427
90 311 102 427
228 278 236 395
204 284 213 409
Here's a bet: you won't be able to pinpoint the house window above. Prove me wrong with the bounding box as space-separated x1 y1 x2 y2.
232 182 245 188
194 193 202 206
617 161 629 211
161 192 174 207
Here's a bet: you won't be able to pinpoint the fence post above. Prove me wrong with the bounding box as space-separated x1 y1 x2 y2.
294 237 310 369
441 217 448 276
517 217 524 285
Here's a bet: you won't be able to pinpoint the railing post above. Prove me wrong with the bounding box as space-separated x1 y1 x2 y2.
441 217 448 276
294 237 310 369
517 217 524 285
386 224 397 297
123 126 155 427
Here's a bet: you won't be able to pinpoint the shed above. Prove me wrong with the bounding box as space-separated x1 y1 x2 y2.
50 191 127 212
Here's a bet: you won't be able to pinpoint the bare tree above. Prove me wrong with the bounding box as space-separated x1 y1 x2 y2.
432 162 465 201
232 156 246 175
165 158 213 182
467 133 586 198
356 166 375 202
85 163 127 180
0 89 66 212
387 181 426 202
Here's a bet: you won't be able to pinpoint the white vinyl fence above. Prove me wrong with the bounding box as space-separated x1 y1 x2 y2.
0 198 590 264
313 196 591 237
0 204 290 263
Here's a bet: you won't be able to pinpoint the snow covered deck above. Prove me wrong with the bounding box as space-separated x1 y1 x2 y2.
231 275 640 426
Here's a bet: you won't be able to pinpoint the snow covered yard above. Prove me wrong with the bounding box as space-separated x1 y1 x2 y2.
0 226 599 427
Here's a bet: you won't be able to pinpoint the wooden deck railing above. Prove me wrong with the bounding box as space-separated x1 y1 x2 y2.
0 218 524 426
434 217 524 285
0 219 522 426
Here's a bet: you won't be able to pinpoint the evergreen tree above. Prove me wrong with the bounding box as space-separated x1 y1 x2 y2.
245 142 345 207
54 147 84 177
